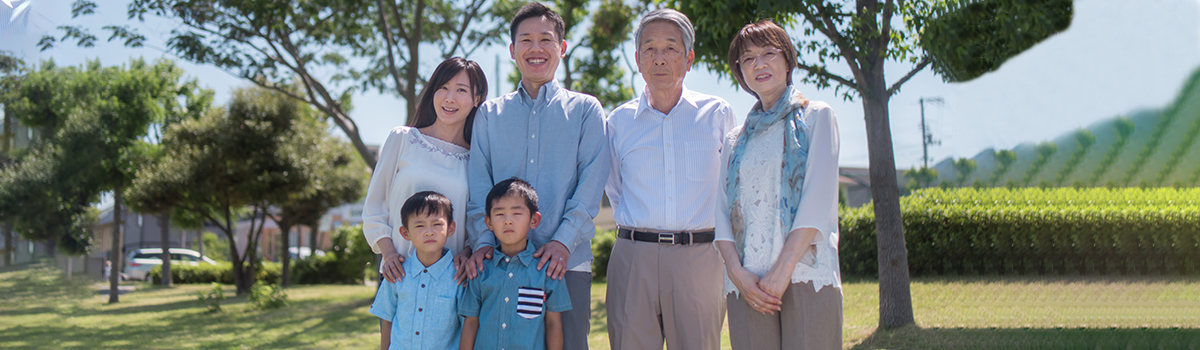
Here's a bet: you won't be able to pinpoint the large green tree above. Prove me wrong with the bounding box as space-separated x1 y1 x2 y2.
0 51 25 267
128 86 316 295
45 0 512 169
1 59 202 302
269 135 368 286
670 0 1071 328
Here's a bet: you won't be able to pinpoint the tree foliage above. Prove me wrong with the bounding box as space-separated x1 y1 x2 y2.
919 0 1073 82
128 86 352 294
44 0 513 169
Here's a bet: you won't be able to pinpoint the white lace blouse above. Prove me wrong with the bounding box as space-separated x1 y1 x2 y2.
715 101 842 296
362 126 470 258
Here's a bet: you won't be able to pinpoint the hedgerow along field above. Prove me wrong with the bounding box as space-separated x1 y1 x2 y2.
839 187 1200 277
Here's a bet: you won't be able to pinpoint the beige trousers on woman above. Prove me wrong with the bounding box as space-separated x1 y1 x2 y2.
726 281 843 350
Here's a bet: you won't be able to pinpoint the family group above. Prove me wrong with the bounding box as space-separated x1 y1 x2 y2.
360 3 843 350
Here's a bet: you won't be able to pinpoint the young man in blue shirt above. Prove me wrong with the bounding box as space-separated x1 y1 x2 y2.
370 191 463 350
460 178 572 350
463 3 609 348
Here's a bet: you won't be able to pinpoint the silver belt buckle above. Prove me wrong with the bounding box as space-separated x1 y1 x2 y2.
658 232 675 244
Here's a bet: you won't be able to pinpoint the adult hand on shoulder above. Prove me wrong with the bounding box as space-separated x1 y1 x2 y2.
463 246 494 280
533 241 570 280
729 266 782 315
382 253 406 283
453 248 473 285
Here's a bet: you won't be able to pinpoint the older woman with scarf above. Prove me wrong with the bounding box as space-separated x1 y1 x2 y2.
715 20 844 350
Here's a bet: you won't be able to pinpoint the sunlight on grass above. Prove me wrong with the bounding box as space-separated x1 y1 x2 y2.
3 262 1199 349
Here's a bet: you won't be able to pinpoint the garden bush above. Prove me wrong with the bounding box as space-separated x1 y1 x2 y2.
840 187 1200 277
292 224 374 285
150 261 281 285
591 230 617 281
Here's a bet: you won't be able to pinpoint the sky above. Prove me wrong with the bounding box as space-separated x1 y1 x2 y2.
2 0 1199 169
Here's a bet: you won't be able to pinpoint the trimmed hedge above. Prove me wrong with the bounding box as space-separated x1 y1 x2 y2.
840 188 1200 277
150 261 282 285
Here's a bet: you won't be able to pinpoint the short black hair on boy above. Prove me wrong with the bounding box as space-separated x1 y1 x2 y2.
486 177 539 215
399 191 454 227
509 2 566 43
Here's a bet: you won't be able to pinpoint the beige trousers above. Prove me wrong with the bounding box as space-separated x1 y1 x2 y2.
726 281 843 350
606 238 726 350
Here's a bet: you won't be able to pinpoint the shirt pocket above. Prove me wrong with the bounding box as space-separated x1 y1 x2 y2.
516 287 546 319
685 140 721 182
430 295 460 330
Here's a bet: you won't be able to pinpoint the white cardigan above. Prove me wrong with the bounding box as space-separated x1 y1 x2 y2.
362 126 470 257
715 101 842 295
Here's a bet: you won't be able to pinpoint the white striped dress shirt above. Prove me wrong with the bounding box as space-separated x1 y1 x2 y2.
605 86 736 232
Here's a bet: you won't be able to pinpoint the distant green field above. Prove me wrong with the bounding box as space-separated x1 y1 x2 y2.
931 65 1200 188
2 262 1198 349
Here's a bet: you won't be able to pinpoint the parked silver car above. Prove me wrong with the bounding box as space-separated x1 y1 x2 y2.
123 248 217 281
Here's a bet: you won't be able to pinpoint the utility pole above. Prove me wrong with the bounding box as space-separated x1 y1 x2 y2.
919 97 944 168
495 55 501 99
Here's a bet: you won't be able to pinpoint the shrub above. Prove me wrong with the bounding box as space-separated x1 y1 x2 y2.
292 224 373 284
591 230 617 281
249 283 288 310
840 187 1200 277
196 282 225 313
151 261 281 285
201 232 229 262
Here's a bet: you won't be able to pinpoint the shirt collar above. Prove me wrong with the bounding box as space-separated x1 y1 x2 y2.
517 80 563 107
403 248 453 280
492 240 537 267
634 84 697 119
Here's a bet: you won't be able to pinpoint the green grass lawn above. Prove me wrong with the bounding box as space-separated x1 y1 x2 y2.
2 262 1199 349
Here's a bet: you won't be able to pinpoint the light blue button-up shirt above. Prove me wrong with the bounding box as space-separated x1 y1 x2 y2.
369 249 461 350
458 241 573 350
466 80 610 271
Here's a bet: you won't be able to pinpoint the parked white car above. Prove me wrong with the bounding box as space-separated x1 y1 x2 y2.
123 248 217 281
287 247 326 260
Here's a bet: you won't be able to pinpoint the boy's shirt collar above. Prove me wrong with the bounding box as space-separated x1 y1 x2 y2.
492 241 537 267
403 248 453 280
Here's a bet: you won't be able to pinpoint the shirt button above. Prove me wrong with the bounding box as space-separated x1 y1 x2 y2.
423 269 427 273
505 297 510 303
415 331 420 335
666 143 671 147
421 284 425 288
418 308 423 312
669 197 673 201
529 159 535 164
508 272 513 278
531 134 536 139
502 323 507 329
505 258 510 262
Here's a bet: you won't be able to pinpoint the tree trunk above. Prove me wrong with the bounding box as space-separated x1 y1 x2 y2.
862 86 915 329
109 187 124 304
197 229 204 258
227 231 248 294
280 223 292 286
159 210 173 287
3 221 13 267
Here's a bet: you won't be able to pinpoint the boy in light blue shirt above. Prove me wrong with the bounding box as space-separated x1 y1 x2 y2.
459 178 572 350
370 191 462 350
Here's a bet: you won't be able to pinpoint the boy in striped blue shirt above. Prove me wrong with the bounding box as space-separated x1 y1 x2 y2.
458 178 572 350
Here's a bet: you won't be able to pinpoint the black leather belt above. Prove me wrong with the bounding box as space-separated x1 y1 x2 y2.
618 228 715 245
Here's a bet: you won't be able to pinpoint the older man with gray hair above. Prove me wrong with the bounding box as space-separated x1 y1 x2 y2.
603 8 735 350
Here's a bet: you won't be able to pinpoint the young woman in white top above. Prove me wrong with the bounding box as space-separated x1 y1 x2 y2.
716 20 843 349
362 57 487 284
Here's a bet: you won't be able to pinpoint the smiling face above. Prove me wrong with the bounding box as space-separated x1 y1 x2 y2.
485 195 541 255
432 71 479 129
399 211 454 260
738 43 789 108
509 16 566 91
636 20 694 93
